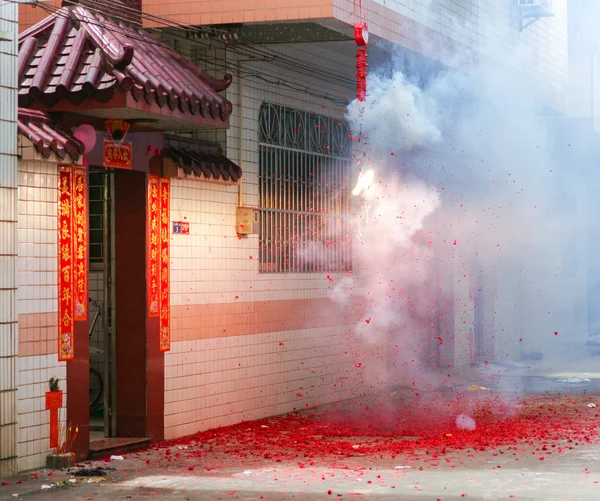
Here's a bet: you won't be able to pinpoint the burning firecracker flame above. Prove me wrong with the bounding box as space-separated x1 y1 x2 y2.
352 168 375 196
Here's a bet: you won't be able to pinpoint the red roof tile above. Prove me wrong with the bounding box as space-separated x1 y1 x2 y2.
18 2 233 122
163 136 242 183
18 107 84 161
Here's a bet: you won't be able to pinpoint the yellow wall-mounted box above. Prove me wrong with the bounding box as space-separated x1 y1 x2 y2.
236 206 259 235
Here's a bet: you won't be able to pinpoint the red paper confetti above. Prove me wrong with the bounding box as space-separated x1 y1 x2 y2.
150 394 598 468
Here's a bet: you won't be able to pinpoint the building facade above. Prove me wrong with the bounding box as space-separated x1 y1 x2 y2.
0 0 18 479
4 0 585 475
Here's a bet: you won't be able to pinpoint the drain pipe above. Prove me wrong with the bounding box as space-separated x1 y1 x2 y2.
236 57 269 207
238 59 245 207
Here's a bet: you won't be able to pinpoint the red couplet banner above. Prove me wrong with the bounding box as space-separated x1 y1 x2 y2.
58 167 75 361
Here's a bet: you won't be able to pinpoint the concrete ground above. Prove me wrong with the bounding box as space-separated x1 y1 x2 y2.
1 380 599 501
1 437 598 501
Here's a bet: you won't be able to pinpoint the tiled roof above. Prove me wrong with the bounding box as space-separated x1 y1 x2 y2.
163 137 242 183
18 2 233 121
18 108 83 161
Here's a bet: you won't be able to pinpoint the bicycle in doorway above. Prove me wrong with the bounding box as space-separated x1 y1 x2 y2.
89 298 104 412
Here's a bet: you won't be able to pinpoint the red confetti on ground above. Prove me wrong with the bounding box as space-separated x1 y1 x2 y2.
151 393 599 465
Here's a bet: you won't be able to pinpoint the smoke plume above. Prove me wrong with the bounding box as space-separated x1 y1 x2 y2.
340 41 596 400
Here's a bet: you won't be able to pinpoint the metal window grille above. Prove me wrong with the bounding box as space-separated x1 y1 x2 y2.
258 103 353 273
89 171 105 266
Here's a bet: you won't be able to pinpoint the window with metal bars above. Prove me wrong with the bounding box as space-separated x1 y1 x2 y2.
258 103 353 273
89 171 105 266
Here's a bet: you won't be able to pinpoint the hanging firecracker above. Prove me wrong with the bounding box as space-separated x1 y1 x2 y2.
354 22 368 101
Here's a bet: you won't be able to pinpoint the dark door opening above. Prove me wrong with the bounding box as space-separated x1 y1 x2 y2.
88 169 116 439
88 169 154 443
112 169 153 438
82 168 163 456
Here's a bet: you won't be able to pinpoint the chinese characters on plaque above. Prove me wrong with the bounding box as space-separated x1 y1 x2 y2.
103 140 132 169
147 176 171 352
57 166 88 361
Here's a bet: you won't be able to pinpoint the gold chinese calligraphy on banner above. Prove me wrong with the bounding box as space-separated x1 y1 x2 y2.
73 168 88 320
147 176 171 352
58 168 74 361
58 166 88 361
159 178 170 352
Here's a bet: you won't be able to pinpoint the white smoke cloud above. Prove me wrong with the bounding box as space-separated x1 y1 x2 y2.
339 44 593 395
347 72 441 154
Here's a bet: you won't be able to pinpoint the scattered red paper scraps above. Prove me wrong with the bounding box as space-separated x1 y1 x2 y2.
147 394 598 466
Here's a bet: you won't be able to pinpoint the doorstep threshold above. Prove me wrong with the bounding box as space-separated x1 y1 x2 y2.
89 436 151 459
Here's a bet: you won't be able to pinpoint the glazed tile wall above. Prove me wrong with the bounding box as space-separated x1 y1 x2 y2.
16 355 66 472
164 41 386 439
16 147 67 472
17 157 59 318
0 0 18 478
164 329 385 439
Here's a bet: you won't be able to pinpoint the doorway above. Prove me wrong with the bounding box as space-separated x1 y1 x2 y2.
86 168 163 447
88 169 115 439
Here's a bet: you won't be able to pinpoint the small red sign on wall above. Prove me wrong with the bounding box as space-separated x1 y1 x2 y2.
45 390 63 450
103 140 132 169
172 221 189 234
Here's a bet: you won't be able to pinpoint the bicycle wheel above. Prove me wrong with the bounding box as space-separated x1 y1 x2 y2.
89 367 103 410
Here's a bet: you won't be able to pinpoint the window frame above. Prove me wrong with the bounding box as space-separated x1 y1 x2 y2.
258 102 353 274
